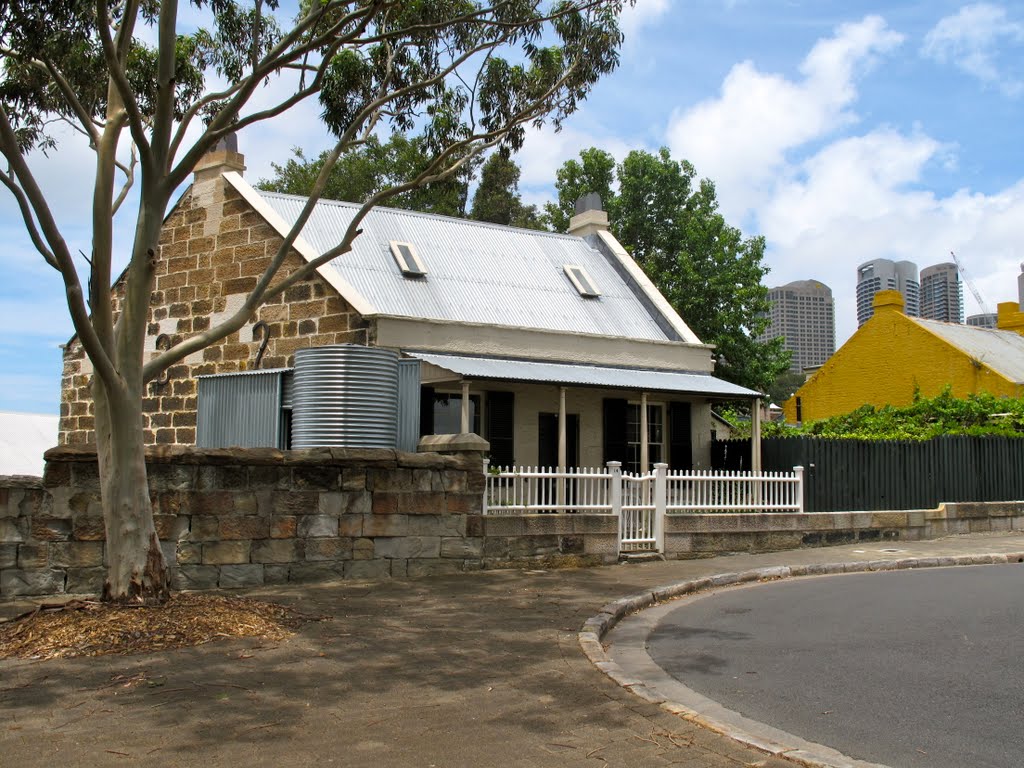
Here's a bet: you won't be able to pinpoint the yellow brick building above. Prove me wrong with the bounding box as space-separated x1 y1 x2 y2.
784 291 1024 423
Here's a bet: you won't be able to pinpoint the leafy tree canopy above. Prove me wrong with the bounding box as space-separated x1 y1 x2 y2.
548 146 790 392
469 151 544 229
258 134 474 217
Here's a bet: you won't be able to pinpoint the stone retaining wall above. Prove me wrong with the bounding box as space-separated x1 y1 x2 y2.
1 445 486 599
4 447 1024 600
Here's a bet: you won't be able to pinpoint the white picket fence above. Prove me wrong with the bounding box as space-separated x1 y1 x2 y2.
483 460 805 553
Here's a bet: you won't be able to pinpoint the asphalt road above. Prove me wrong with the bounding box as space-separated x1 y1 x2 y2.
647 564 1024 768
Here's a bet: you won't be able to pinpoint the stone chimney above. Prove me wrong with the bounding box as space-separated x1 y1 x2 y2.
872 289 904 316
567 192 609 237
193 133 246 184
996 301 1024 336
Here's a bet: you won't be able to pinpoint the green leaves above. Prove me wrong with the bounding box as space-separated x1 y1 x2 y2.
549 146 790 392
769 388 1024 440
319 49 373 137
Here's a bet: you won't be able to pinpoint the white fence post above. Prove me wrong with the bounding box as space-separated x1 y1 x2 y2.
482 458 490 515
654 462 667 553
794 465 804 513
608 461 622 551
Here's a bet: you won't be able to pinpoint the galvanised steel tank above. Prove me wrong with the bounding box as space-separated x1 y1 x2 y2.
291 345 399 448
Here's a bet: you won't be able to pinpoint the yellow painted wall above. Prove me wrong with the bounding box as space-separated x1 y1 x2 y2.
783 292 1022 423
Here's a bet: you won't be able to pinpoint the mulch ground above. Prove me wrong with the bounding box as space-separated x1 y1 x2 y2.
0 593 319 660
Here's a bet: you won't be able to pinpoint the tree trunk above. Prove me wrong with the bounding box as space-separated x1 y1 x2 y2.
94 376 169 604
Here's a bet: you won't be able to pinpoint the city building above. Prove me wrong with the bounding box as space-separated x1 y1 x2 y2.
919 262 964 323
967 313 998 329
761 280 835 373
856 259 920 326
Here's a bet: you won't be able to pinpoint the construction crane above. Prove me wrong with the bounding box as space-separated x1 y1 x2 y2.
950 250 994 318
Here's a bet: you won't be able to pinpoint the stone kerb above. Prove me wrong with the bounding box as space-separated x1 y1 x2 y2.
0 445 486 599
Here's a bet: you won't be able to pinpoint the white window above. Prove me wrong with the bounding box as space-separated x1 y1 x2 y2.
390 241 427 278
626 403 663 474
563 264 601 298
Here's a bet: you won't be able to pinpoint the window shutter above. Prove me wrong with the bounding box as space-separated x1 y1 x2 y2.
486 391 515 468
603 398 628 464
669 402 692 471
419 386 435 436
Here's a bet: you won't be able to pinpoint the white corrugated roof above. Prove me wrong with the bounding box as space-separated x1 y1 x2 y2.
0 412 59 477
406 352 761 398
253 190 677 342
913 319 1024 383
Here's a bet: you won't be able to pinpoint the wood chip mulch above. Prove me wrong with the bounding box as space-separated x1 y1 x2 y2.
0 593 320 660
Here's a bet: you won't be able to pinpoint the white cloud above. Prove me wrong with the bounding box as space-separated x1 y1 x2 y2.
665 15 904 221
922 3 1024 96
619 0 671 41
757 127 1024 343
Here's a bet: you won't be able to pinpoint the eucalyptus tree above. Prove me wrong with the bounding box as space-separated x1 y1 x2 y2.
0 0 629 603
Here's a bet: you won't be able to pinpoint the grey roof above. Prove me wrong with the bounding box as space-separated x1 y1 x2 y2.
406 352 761 398
258 191 672 341
913 319 1024 383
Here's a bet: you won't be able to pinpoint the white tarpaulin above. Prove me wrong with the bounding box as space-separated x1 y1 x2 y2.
0 412 59 477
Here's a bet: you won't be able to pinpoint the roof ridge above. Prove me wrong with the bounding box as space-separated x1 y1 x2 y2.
258 189 582 241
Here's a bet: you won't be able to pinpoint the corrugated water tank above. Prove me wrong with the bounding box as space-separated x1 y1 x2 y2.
197 368 290 448
291 345 400 449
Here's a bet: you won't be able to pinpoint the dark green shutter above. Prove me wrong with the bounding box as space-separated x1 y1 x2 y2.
486 391 515 468
669 402 692 470
603 398 628 464
419 386 435 436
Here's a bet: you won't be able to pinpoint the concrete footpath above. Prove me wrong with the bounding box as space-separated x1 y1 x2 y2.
2 532 1023 768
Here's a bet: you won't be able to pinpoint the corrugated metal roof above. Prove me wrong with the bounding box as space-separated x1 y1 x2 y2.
405 352 761 398
258 192 672 341
0 412 59 476
913 319 1024 383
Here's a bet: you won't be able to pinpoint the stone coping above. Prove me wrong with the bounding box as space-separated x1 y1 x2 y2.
579 551 1024 768
42 444 485 470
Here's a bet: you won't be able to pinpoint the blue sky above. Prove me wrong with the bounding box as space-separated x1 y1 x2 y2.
2 1 1024 413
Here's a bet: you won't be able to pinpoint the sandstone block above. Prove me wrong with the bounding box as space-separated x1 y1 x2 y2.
440 537 482 559
288 561 346 583
0 542 17 569
352 537 374 560
172 565 220 590
72 515 107 541
271 491 320 515
49 541 104 568
30 517 71 541
251 539 302 563
341 470 367 491
361 513 409 537
345 492 371 516
337 514 362 537
1 568 64 597
304 538 352 561
203 540 250 564
219 564 265 589
219 516 270 540
17 543 49 568
374 536 440 560
65 567 103 595
345 559 392 580
298 515 338 538
269 515 297 538
293 466 339 491
406 559 465 578
176 542 202 565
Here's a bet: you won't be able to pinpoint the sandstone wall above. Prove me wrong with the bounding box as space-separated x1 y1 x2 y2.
1 446 485 599
60 171 370 447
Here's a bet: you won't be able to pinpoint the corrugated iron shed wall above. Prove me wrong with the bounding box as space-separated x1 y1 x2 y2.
197 370 285 448
397 359 421 452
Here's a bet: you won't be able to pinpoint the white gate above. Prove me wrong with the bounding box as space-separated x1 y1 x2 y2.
484 461 804 555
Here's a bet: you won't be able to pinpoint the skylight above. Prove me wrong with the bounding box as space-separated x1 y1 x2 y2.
564 265 601 298
390 241 426 278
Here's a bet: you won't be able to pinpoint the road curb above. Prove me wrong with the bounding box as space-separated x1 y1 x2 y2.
579 551 1024 768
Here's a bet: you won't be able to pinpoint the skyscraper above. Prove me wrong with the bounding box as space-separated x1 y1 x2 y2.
856 259 920 326
761 280 836 372
919 262 964 323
